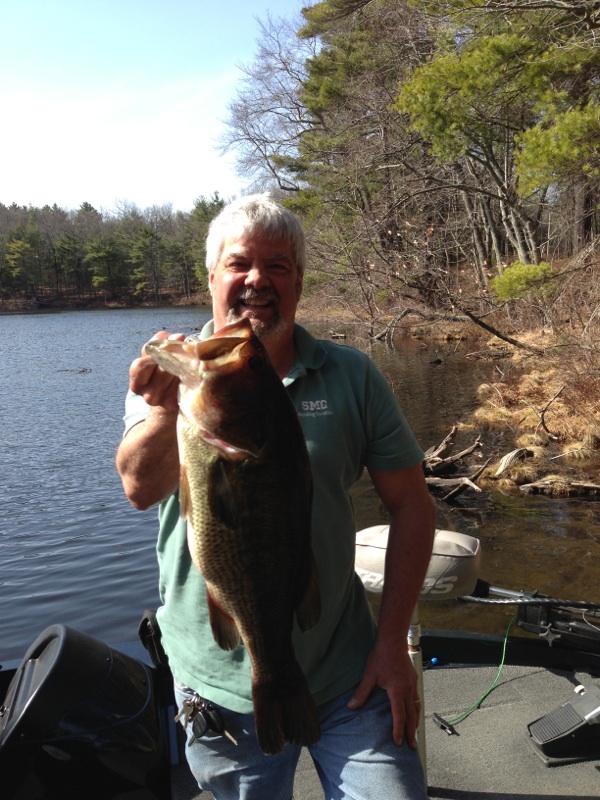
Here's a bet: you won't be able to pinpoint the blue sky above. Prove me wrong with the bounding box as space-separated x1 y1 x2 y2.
1 0 308 213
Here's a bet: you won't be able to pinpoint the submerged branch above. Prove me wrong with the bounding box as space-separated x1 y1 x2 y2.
460 308 545 355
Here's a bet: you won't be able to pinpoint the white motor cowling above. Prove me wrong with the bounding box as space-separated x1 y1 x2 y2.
355 525 481 599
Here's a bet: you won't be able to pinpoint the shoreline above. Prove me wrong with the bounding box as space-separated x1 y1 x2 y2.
0 294 211 314
3 295 598 494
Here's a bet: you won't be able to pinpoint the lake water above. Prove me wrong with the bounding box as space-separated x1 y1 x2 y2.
0 307 211 661
1 307 599 662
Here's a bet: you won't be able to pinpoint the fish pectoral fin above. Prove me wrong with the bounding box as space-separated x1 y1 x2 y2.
212 461 239 528
206 591 241 651
295 554 321 632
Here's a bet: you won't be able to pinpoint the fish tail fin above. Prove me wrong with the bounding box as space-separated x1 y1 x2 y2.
252 663 321 755
295 554 321 632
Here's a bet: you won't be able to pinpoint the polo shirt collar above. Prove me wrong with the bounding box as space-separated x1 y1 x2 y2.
283 324 327 386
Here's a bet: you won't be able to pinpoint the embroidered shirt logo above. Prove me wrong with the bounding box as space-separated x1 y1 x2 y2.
299 399 333 418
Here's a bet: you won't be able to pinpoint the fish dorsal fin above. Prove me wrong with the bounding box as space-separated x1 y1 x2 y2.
212 460 239 529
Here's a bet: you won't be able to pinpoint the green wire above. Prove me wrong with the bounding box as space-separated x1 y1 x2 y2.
445 615 517 725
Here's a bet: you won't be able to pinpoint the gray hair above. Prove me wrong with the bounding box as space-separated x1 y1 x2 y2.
205 193 306 275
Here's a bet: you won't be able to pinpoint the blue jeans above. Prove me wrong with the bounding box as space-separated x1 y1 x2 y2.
174 680 427 800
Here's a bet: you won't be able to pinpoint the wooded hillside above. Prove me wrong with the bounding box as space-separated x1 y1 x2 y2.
223 0 600 338
0 196 224 308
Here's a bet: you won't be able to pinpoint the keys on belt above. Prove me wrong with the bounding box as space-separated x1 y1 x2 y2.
175 693 238 746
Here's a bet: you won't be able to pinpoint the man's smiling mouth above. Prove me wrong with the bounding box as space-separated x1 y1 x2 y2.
237 291 277 311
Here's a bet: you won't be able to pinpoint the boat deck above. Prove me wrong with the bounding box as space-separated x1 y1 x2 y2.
424 661 599 799
172 653 600 799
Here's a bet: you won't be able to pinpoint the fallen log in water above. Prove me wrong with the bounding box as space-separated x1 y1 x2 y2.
423 428 490 500
494 447 534 477
424 426 458 464
426 460 491 501
519 479 600 498
424 427 483 476
423 429 600 502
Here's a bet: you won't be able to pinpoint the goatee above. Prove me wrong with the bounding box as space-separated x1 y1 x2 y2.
227 289 285 340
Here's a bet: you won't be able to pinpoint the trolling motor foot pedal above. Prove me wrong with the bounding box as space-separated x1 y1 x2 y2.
527 683 600 766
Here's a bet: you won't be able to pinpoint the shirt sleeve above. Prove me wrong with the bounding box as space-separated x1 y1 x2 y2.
123 389 150 436
363 359 424 472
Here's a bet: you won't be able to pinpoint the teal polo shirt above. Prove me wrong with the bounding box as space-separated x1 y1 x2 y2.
124 322 424 711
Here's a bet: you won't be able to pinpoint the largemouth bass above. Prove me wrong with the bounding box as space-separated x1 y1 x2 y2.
146 319 320 754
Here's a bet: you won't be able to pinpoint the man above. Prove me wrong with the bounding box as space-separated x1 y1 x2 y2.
116 194 435 800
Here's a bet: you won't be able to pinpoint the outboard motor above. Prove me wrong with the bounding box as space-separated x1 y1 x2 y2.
0 625 170 800
355 526 482 598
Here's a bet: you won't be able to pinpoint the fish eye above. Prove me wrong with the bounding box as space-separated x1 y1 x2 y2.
248 354 266 371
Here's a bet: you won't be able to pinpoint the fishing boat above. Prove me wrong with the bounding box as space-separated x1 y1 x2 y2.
2 527 600 799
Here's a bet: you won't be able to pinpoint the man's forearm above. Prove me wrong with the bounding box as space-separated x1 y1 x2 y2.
116 407 180 510
376 511 434 649
368 464 436 646
348 469 435 746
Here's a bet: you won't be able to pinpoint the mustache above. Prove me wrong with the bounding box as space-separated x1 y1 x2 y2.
236 288 278 303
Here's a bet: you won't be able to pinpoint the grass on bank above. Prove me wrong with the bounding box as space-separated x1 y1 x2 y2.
452 329 600 494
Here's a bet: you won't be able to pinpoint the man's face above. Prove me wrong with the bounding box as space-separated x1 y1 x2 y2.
209 235 303 341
